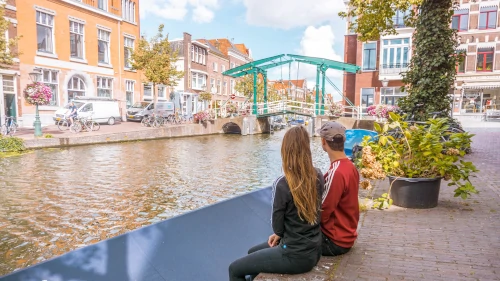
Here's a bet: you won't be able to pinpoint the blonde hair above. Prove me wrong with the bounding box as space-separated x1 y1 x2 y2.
281 126 319 225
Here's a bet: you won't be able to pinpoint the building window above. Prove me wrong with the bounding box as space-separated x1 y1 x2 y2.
97 76 113 97
477 48 494 72
210 78 215 92
457 51 466 73
68 76 86 100
223 81 227 95
452 9 469 31
98 29 111 64
479 6 497 30
98 0 107 11
381 87 407 106
36 11 54 53
381 38 410 69
230 79 235 94
393 9 410 28
230 62 235 69
124 36 134 69
158 85 166 99
42 69 58 106
217 79 221 94
69 21 84 59
195 47 199 63
191 72 206 89
361 88 374 108
362 42 377 71
125 80 134 107
213 62 218 72
221 65 226 72
122 0 136 22
191 45 194 62
144 84 152 98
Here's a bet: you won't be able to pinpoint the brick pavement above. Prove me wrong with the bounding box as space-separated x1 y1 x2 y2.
332 128 500 281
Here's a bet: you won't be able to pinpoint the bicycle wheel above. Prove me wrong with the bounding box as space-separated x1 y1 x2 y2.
58 120 70 131
8 123 16 136
141 117 149 127
0 124 7 136
70 122 82 133
91 121 100 131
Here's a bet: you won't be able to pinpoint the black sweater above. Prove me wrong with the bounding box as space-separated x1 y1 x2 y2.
271 169 325 257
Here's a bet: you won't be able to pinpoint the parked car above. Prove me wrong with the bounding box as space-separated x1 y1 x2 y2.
126 101 175 121
53 97 121 125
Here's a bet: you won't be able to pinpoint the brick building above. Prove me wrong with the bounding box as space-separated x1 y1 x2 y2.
0 0 20 125
270 79 309 102
343 0 500 116
17 0 142 126
170 32 209 115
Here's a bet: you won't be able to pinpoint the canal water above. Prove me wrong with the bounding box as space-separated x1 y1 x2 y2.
0 130 332 276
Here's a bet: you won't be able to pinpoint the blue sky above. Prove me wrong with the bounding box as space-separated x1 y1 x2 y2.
140 0 347 100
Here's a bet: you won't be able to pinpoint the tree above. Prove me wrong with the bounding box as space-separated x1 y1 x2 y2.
340 0 458 119
130 24 183 113
0 4 20 68
234 75 278 103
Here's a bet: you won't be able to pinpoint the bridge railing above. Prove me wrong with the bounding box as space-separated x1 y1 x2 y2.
256 101 316 116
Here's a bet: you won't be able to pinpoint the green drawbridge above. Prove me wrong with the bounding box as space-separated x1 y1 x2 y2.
221 54 360 117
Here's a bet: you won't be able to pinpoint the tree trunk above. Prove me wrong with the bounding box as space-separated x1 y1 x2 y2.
399 0 456 120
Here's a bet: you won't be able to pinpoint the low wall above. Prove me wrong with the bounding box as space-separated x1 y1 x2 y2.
313 116 376 137
23 116 261 150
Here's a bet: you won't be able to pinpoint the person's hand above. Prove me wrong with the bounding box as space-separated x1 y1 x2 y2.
268 234 281 247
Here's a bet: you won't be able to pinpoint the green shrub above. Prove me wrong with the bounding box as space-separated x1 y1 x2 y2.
0 136 26 152
44 134 53 138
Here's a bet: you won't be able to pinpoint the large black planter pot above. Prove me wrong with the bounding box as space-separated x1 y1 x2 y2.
389 176 442 209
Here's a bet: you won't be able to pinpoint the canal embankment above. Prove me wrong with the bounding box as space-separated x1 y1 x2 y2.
12 116 376 150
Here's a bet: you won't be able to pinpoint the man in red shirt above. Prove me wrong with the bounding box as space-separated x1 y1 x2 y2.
317 121 360 256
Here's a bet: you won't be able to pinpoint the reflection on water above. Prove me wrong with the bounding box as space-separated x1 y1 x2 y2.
0 130 331 276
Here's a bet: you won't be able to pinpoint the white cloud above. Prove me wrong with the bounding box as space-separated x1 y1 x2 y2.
242 0 345 30
140 0 219 23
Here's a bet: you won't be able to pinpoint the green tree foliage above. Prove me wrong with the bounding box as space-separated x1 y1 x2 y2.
130 24 184 109
0 4 21 68
234 75 279 102
340 0 458 119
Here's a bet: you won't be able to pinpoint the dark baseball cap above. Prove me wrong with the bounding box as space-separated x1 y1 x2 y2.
316 121 346 142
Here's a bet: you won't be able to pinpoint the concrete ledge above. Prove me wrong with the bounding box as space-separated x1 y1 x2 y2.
254 256 341 281
23 117 264 150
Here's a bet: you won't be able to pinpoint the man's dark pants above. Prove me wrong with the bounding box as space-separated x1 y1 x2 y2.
321 233 351 256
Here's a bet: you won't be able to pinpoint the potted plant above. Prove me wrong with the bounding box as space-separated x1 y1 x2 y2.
367 104 399 123
193 111 210 124
226 103 237 117
356 112 478 209
329 102 344 118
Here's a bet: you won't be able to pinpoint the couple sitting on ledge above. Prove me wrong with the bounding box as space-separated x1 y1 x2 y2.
229 122 360 281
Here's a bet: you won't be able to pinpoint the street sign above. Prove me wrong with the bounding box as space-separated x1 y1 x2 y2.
230 94 236 99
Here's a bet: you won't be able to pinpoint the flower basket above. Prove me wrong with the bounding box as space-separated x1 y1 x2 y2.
367 104 399 122
193 111 210 123
226 103 237 115
23 82 53 106
329 103 344 117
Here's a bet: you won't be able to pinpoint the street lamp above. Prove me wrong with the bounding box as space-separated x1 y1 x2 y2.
381 77 389 88
29 69 43 137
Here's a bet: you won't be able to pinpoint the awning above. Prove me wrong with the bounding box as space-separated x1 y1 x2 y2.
462 82 500 89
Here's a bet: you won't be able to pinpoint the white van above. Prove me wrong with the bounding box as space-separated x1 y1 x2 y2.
53 97 122 125
126 101 174 121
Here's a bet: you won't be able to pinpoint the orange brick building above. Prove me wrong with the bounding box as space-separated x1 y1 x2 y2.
17 0 141 126
0 0 20 124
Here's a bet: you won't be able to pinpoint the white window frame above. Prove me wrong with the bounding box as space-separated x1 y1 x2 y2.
195 47 199 63
122 0 136 23
69 21 85 60
230 79 235 94
230 62 235 69
210 78 215 92
97 76 113 98
191 45 194 62
67 75 86 101
360 88 375 109
125 79 135 107
35 10 55 55
124 36 134 69
221 65 226 72
380 87 407 105
213 62 218 72
157 85 166 100
143 83 152 99
98 0 108 11
40 69 59 106
97 29 111 65
191 72 206 90
381 37 411 69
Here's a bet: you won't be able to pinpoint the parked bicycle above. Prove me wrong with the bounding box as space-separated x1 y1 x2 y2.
69 115 100 133
0 116 17 136
141 113 164 128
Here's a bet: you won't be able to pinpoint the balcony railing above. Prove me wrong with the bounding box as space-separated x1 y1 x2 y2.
379 63 409 75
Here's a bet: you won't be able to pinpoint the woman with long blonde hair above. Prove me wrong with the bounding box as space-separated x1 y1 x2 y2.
229 126 324 281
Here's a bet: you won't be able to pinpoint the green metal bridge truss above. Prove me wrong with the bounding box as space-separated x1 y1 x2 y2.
222 54 361 116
